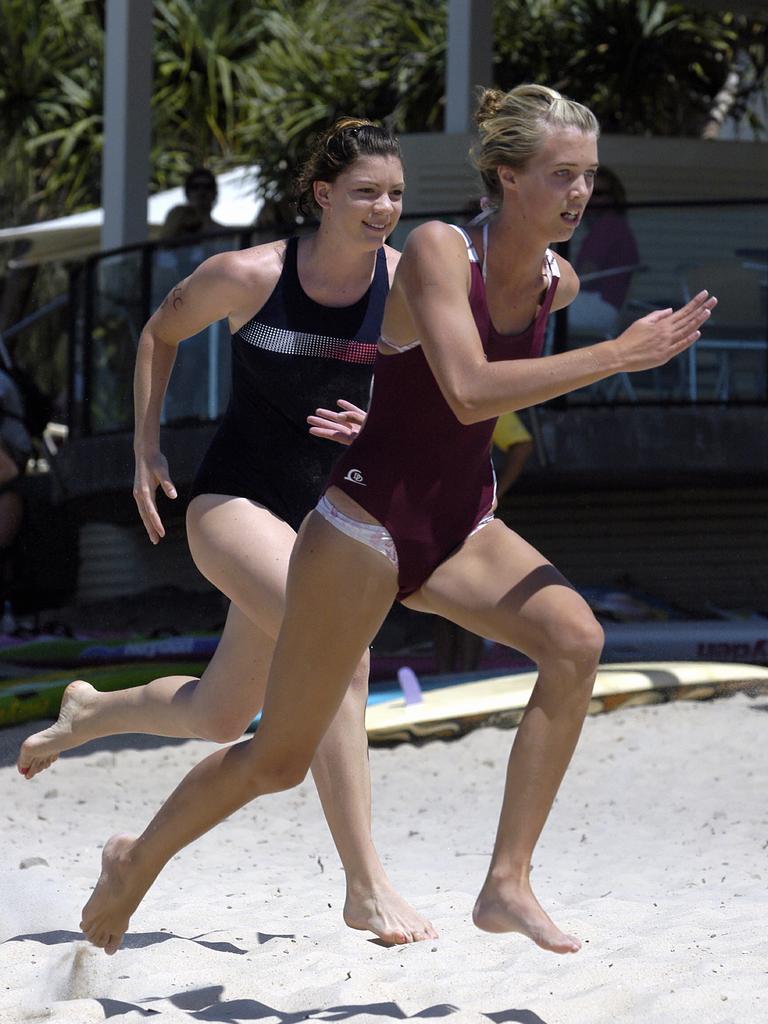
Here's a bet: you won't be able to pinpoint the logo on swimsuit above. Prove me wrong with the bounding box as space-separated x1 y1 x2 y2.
343 468 366 486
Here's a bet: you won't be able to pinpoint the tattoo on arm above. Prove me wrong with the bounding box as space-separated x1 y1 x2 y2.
161 286 184 312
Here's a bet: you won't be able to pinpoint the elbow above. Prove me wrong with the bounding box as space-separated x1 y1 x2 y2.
445 386 485 425
453 404 483 426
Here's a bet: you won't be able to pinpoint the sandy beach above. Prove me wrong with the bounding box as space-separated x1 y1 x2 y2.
1 692 765 1024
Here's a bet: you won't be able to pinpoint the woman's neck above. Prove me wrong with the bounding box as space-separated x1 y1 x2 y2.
298 226 380 306
483 214 549 286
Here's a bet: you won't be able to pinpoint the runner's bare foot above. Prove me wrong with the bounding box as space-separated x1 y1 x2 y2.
18 680 100 779
473 875 580 954
344 882 438 944
80 833 149 955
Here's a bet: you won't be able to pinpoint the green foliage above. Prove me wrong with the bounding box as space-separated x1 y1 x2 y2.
0 0 103 225
493 1 767 137
237 0 447 209
151 0 272 186
0 0 766 230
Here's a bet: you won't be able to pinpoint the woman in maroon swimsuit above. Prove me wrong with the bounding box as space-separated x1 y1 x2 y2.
81 84 715 956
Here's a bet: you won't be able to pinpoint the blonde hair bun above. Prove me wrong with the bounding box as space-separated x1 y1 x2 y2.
471 83 599 206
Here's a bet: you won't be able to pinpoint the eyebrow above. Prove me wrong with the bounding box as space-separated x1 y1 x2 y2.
353 176 405 184
553 162 600 170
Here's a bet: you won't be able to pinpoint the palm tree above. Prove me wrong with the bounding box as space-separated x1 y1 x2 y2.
237 0 447 218
1 0 766 231
151 0 272 187
0 0 103 226
491 0 768 138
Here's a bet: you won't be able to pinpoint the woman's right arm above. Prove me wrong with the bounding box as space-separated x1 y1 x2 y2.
394 222 716 425
133 252 258 543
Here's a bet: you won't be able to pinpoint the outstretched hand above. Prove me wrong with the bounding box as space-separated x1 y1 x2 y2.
614 290 717 373
133 451 177 544
307 399 367 446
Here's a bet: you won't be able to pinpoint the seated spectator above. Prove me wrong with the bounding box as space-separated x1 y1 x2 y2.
160 167 223 241
568 166 640 338
160 203 205 242
182 167 223 234
0 365 32 553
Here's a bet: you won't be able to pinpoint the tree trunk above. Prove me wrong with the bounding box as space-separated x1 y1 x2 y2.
702 51 750 140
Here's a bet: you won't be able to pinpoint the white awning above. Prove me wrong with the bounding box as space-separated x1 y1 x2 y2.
0 166 263 268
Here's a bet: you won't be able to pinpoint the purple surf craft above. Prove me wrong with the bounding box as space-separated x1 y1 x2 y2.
397 666 423 705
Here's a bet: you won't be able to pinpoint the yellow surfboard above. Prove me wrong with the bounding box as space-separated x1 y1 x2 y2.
364 661 768 744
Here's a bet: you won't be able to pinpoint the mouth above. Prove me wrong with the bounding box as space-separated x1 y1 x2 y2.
363 220 388 232
560 210 581 226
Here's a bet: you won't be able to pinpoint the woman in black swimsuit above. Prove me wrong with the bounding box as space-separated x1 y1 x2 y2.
19 118 435 947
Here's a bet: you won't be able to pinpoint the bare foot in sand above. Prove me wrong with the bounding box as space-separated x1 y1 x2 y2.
473 875 581 954
344 882 438 944
80 834 151 955
18 680 100 779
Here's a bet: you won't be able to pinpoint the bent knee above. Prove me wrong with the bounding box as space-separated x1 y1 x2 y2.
255 755 311 794
542 605 604 675
347 648 370 696
196 711 255 745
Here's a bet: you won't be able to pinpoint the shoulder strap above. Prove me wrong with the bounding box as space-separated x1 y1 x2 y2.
447 223 480 264
543 249 561 285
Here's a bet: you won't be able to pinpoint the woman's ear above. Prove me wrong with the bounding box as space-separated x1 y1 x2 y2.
313 181 332 209
497 165 516 189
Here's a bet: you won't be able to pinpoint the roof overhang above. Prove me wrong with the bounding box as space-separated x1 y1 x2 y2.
0 166 262 268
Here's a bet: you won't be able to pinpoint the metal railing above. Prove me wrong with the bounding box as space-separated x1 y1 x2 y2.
67 198 768 436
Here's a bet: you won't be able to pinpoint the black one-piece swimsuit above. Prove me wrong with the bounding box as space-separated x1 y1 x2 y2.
190 237 388 531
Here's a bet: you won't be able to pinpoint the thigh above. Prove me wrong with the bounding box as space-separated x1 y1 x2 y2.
403 519 593 663
186 494 297 639
255 511 398 762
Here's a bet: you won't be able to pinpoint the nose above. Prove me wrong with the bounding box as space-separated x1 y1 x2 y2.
373 193 394 215
571 175 591 199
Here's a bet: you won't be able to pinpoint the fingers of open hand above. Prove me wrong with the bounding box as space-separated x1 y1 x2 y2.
671 298 716 350
308 413 348 431
308 425 343 441
133 485 163 544
670 292 716 329
336 399 366 424
642 308 673 325
161 476 178 500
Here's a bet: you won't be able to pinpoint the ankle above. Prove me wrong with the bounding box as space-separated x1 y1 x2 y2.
484 860 532 890
344 866 392 898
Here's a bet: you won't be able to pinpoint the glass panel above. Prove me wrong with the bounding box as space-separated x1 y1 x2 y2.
79 202 767 440
152 235 238 425
89 250 144 432
560 202 768 403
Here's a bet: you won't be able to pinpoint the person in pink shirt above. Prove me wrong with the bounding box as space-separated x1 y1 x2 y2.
570 166 640 337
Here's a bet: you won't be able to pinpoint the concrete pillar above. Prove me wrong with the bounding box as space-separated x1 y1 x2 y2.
101 0 154 250
445 0 493 134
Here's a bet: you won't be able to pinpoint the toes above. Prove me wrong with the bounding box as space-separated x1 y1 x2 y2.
83 925 105 948
105 935 121 956
18 753 57 780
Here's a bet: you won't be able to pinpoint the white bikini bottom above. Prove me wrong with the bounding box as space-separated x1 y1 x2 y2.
315 493 494 572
